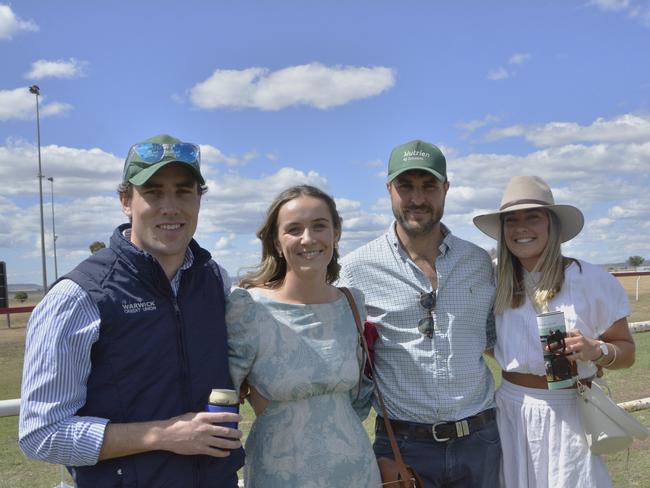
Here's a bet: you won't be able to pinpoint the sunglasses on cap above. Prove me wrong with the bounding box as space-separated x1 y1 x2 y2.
418 291 436 338
127 142 201 166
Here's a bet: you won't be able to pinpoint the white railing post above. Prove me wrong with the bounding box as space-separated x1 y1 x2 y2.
0 398 20 417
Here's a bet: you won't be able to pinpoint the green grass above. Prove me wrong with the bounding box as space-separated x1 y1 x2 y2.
0 294 73 487
1 282 649 487
619 275 650 323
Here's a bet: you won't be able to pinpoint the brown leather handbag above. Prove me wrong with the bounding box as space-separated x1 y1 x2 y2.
340 288 424 488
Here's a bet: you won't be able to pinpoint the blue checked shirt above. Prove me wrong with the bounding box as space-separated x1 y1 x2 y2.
338 223 496 424
19 239 231 466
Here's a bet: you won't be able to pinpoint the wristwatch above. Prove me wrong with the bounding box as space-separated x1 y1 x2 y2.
594 341 609 365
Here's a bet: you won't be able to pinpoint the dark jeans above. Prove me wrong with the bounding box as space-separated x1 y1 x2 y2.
373 417 501 488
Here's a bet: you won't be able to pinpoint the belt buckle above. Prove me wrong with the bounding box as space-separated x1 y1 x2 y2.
432 422 450 442
455 419 470 438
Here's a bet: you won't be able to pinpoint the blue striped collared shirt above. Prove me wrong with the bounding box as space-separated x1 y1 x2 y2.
19 243 231 466
338 223 496 423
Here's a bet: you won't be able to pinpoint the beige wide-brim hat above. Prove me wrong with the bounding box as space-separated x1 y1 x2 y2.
473 175 584 243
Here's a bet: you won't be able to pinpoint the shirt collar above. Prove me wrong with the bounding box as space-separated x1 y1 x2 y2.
387 221 452 258
121 227 195 272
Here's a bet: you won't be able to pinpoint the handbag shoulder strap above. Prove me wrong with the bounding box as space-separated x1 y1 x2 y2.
339 287 413 484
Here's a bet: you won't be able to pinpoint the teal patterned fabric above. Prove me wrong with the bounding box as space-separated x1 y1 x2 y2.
226 287 380 488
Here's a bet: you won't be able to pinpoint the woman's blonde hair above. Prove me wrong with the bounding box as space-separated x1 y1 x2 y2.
238 185 342 289
494 209 578 314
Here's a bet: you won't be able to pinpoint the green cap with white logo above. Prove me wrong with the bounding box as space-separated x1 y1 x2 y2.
122 134 204 186
387 139 447 183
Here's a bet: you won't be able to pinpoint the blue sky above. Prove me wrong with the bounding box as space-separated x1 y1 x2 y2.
1 0 650 285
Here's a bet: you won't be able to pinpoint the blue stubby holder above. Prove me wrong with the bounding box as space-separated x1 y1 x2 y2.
205 402 239 429
205 388 239 429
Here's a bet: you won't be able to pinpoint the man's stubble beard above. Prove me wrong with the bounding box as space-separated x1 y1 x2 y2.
392 205 444 238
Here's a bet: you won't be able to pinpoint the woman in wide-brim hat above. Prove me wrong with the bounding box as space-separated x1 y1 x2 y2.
473 175 635 488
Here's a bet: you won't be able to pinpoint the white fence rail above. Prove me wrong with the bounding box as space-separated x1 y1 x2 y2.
3 322 649 419
0 398 20 417
629 321 650 333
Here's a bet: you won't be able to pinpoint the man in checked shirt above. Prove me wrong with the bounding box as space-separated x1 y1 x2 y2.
339 139 501 488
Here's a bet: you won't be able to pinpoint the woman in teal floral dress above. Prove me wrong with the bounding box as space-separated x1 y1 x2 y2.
226 185 380 487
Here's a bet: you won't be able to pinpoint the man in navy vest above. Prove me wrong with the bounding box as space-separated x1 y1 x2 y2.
19 134 245 487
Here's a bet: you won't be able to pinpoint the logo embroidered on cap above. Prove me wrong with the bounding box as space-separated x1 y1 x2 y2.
122 299 157 314
403 149 431 161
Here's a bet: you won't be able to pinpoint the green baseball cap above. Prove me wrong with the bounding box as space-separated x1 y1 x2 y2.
122 134 205 186
387 139 447 183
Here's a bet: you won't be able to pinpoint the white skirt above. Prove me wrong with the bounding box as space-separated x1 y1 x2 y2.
496 379 612 488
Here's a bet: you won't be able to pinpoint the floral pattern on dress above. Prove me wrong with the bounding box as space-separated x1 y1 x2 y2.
226 287 379 488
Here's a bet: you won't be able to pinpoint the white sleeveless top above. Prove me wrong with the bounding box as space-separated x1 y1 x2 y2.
495 260 630 379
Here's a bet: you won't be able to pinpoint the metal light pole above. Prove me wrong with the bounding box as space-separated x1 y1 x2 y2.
46 177 59 280
29 85 48 293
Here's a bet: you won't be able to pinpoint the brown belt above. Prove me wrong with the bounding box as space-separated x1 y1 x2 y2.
375 409 496 442
502 371 591 389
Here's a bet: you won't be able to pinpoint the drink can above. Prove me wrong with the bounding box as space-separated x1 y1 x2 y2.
205 388 239 429
536 311 578 390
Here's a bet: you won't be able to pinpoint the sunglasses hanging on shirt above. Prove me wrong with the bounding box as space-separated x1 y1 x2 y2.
418 291 436 338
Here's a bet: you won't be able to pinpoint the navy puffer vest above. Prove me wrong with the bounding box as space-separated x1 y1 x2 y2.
64 224 243 487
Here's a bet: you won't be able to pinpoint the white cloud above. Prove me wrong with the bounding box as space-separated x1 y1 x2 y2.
509 52 531 65
485 125 526 141
214 234 236 251
0 196 31 248
457 114 501 132
200 144 242 166
0 4 38 40
487 67 509 81
609 200 648 219
189 62 396 111
528 114 650 146
0 87 73 121
196 167 329 237
206 167 327 202
1 195 122 263
485 113 650 146
25 58 88 80
341 133 650 256
588 0 650 28
457 114 502 137
41 101 74 117
589 0 630 12
488 52 531 81
0 139 122 196
453 145 649 190
3 114 649 280
331 196 391 252
1 153 336 277
589 217 614 228
242 151 258 163
440 134 650 230
335 198 361 212
341 213 390 232
0 139 266 198
371 197 391 212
